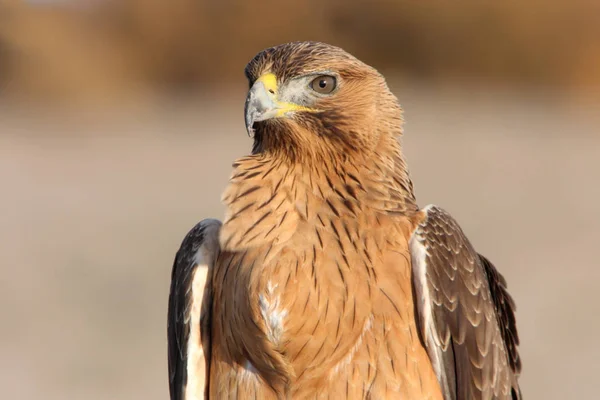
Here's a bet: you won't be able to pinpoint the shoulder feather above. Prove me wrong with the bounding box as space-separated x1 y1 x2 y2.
167 219 221 400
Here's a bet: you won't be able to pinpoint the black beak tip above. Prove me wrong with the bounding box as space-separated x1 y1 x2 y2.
245 112 255 137
244 94 255 137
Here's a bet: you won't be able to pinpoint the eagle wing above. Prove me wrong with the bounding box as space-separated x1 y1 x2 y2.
410 205 521 400
167 219 221 400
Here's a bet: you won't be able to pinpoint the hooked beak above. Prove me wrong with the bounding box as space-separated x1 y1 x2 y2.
244 77 279 137
244 72 315 137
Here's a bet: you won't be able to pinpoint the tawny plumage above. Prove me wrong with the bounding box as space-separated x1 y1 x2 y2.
167 41 521 399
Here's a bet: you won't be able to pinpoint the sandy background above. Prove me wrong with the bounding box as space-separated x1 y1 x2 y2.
2 1 600 398
1 84 599 399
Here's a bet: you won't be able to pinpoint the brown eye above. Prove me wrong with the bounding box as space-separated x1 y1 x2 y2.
310 75 337 94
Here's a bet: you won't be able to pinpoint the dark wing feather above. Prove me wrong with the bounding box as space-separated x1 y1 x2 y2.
167 219 221 400
479 254 522 377
410 205 521 400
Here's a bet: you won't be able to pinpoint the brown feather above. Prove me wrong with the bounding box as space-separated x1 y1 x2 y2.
411 206 521 400
167 41 521 400
211 146 443 397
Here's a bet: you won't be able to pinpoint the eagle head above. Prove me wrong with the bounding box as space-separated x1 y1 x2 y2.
244 41 404 163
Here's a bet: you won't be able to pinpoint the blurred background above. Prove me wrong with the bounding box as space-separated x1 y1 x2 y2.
1 1 599 399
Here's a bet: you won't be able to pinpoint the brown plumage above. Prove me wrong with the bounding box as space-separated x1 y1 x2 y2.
167 41 521 399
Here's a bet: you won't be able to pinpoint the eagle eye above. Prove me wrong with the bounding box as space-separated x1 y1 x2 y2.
310 75 337 94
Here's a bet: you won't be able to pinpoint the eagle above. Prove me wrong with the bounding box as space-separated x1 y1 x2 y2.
167 41 521 399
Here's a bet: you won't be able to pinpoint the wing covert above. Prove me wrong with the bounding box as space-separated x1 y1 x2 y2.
410 205 521 400
167 219 221 400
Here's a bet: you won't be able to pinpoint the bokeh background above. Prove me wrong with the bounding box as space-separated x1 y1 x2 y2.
1 1 599 399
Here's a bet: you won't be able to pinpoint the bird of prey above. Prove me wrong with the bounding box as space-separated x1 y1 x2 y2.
167 41 521 399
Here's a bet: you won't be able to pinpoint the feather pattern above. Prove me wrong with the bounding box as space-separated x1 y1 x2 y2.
207 152 443 399
167 219 221 400
167 41 521 399
410 205 521 400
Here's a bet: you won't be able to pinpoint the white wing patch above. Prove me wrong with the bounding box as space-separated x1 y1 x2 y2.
259 281 288 345
410 206 448 395
184 255 209 400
